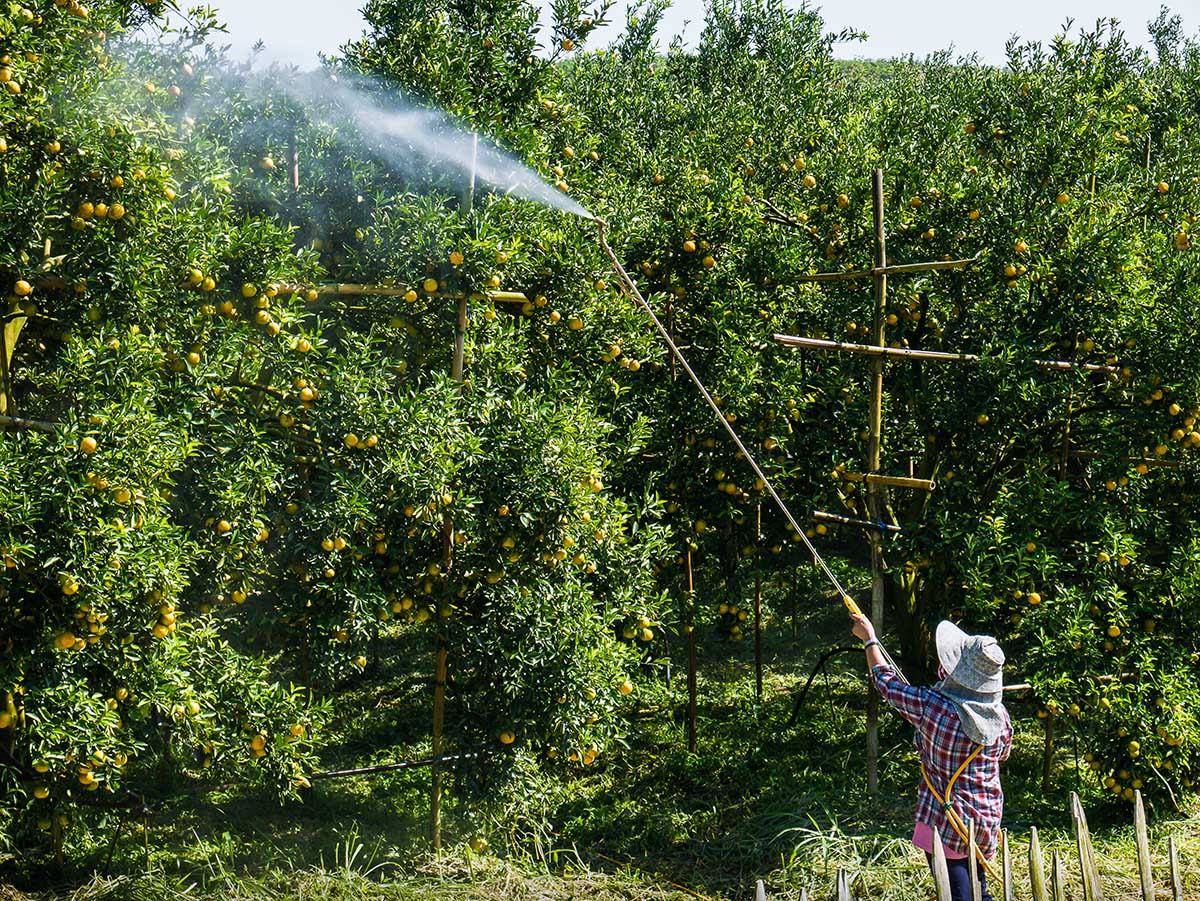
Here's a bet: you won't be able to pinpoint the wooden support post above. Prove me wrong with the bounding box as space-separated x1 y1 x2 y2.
686 550 697 754
1051 851 1066 901
0 302 14 416
865 167 887 797
931 828 953 901
1042 711 1055 796
1059 390 1073 479
1133 790 1155 901
1072 791 1104 901
836 867 850 901
429 641 448 850
1029 826 1049 901
754 502 763 702
1168 835 1182 901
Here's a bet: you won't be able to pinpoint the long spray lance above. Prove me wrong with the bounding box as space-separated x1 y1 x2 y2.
592 217 907 683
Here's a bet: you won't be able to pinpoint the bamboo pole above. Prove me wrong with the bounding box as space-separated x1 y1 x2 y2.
289 125 299 193
1068 450 1179 468
430 136 478 851
1133 790 1154 901
865 168 887 797
755 879 767 901
839 472 936 491
813 509 902 533
754 502 763 702
1029 826 1049 901
1051 851 1065 901
774 334 1121 374
686 550 697 754
282 283 528 304
775 334 979 363
0 413 57 433
796 253 979 281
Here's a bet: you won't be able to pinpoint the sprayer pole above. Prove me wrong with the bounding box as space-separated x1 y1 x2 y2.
865 168 888 798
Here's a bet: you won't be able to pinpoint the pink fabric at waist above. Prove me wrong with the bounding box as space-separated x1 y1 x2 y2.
913 821 966 858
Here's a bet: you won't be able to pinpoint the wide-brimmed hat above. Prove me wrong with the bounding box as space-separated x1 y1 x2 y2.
935 620 1006 745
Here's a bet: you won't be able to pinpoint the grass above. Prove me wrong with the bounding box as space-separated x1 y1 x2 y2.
2 597 1197 900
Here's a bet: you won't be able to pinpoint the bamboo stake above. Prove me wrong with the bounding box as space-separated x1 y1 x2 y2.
754 502 763 702
686 550 697 755
813 509 902 533
1168 835 1181 901
969 819 982 901
755 878 767 901
1051 851 1065 901
931 828 953 901
1133 790 1154 901
1029 826 1049 901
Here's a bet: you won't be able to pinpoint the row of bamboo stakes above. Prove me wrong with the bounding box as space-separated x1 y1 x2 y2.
755 791 1186 901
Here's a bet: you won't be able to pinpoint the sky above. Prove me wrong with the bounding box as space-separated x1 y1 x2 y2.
192 0 1188 69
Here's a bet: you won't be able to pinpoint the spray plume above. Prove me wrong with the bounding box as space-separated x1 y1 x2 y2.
276 71 592 219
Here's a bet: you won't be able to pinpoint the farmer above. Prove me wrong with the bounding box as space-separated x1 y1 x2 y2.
850 613 1012 901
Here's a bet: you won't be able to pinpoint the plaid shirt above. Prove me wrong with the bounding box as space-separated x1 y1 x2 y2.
872 665 1012 859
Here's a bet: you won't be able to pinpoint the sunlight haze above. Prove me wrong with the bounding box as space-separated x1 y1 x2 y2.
202 0 1180 69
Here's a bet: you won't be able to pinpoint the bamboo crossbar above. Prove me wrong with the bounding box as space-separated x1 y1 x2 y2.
812 509 902 533
774 334 979 362
1068 451 1179 468
311 751 479 780
840 471 937 491
0 413 58 433
280 283 528 304
797 254 980 282
774 334 1121 373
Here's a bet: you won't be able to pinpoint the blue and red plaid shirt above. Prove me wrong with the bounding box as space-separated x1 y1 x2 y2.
872 664 1012 859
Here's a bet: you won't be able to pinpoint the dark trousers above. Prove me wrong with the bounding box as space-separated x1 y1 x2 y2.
925 853 994 901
